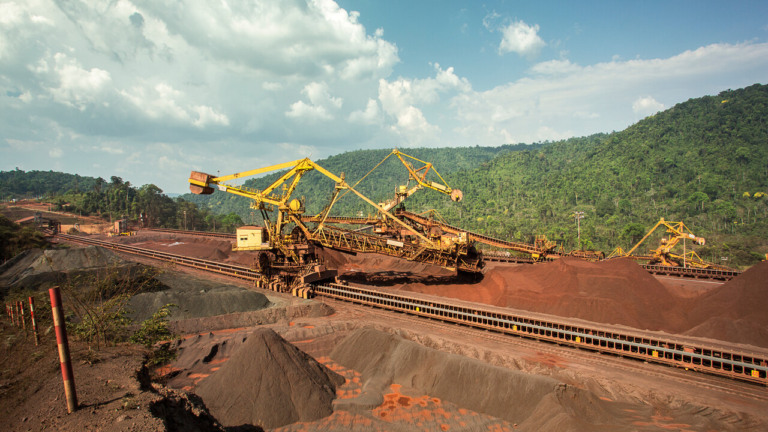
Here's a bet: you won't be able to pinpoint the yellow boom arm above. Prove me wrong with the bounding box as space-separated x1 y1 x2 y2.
189 157 435 245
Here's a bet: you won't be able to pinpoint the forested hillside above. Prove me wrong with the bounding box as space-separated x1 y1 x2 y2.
184 84 768 267
0 169 97 200
0 173 244 233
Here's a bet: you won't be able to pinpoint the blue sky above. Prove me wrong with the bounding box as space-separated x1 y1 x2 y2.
341 1 767 89
1 0 767 193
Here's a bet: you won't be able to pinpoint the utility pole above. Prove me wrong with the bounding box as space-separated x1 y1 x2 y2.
183 210 187 230
574 211 585 248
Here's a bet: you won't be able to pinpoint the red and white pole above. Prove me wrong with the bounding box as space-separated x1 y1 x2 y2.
9 303 15 326
49 286 78 413
16 301 22 327
29 296 39 346
19 301 26 331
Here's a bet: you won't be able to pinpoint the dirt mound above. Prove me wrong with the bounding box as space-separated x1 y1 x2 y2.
128 272 270 322
319 247 455 279
331 328 643 431
398 257 686 332
0 246 141 293
194 328 344 429
684 261 768 347
126 237 234 262
0 248 44 289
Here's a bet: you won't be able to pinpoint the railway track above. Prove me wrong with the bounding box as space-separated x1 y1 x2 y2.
142 228 236 240
57 234 256 280
56 233 767 386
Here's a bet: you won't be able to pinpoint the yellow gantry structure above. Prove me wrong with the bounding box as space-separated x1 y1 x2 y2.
188 156 435 247
619 218 716 268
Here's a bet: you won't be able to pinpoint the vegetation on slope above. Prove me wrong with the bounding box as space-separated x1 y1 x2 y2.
0 169 97 200
0 174 243 233
0 215 48 261
421 84 768 266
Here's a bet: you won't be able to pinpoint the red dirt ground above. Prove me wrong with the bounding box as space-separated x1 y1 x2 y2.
320 247 768 348
111 233 768 348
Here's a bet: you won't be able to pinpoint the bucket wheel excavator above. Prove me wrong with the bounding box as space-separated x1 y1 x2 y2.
616 218 730 270
188 151 482 296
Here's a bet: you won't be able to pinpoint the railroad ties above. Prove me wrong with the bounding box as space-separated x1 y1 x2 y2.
56 233 767 386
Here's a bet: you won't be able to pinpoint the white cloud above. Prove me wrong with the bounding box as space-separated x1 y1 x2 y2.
262 81 283 91
48 53 111 110
530 59 581 75
193 105 230 128
134 0 398 79
376 64 472 144
449 42 768 145
632 96 665 115
286 81 342 121
286 100 333 121
119 82 229 128
498 20 546 57
120 83 188 122
0 2 24 26
48 147 63 158
95 144 125 155
349 99 380 124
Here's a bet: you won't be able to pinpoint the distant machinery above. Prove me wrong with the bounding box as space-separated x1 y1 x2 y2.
612 218 729 270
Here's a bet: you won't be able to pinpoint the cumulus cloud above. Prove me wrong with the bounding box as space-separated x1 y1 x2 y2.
135 0 398 79
47 53 111 110
377 64 471 144
449 42 768 146
632 96 665 115
349 99 381 124
286 82 343 121
482 14 546 58
530 59 581 75
499 20 546 57
49 147 63 158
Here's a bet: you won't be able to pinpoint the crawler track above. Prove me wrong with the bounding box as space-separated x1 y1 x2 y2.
57 233 767 385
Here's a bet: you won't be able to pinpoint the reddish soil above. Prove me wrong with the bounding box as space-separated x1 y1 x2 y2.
322 248 768 348
6 232 763 431
182 328 344 429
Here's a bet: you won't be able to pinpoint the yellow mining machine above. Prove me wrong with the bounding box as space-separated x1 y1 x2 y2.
188 152 482 295
108 219 136 237
617 218 727 269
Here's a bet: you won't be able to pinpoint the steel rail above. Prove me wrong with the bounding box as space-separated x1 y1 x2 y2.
142 228 236 240
55 233 766 385
57 234 257 280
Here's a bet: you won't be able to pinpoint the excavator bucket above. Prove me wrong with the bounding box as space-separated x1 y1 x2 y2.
189 171 215 195
450 189 463 202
